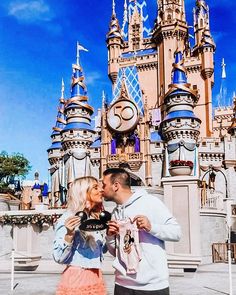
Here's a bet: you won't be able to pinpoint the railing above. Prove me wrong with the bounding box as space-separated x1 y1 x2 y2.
201 189 224 210
107 153 143 163
212 243 236 263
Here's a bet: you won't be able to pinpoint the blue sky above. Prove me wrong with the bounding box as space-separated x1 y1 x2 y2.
0 0 235 182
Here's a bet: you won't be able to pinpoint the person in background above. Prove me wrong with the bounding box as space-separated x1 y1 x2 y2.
53 176 107 295
102 168 181 295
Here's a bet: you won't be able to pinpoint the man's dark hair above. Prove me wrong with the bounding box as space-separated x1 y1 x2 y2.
103 168 131 187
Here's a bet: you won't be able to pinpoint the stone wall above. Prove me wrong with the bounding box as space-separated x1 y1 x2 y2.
200 210 227 264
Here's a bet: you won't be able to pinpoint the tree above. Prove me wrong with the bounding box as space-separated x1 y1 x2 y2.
0 151 31 191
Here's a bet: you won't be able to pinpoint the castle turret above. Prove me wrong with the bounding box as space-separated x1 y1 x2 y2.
47 80 66 207
61 43 95 186
107 0 123 85
160 51 201 176
191 0 215 136
47 79 66 167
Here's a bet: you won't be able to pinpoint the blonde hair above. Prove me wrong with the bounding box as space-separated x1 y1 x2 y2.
66 176 100 250
67 176 98 213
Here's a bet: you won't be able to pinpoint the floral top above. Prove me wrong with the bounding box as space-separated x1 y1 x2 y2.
53 211 107 269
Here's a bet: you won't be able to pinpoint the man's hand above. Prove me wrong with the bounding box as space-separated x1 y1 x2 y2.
133 215 151 232
64 216 81 243
107 220 119 236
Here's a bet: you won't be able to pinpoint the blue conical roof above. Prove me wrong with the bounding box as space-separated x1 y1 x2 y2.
172 52 187 84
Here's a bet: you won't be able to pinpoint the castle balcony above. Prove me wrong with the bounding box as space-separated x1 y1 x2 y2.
107 153 143 171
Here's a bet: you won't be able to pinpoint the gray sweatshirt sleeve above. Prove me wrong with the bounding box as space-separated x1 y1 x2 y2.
148 197 182 242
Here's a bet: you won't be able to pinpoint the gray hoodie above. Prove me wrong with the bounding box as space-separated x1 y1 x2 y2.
106 188 181 291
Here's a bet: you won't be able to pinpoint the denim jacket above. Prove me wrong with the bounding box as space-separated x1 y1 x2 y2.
53 211 107 269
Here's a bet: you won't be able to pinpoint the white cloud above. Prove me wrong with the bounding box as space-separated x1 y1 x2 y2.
85 71 102 86
7 0 54 23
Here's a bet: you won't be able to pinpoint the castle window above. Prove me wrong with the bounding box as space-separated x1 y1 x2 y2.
70 130 73 134
155 142 161 148
215 142 219 147
95 148 99 152
193 85 198 90
83 130 87 134
202 141 206 147
191 119 195 123
177 118 181 123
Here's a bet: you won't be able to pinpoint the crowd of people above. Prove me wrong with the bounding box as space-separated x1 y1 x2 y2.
53 168 181 295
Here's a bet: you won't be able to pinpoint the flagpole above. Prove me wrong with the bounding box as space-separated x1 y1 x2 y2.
76 41 80 65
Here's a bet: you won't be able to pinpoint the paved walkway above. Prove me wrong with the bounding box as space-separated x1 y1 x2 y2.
0 261 236 295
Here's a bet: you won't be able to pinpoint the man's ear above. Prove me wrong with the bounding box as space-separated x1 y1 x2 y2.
113 181 119 192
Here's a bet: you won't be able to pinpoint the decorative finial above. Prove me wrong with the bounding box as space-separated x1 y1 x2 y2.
61 78 65 99
221 58 226 79
102 91 106 109
112 0 116 16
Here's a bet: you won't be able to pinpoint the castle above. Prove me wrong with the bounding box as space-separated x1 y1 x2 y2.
47 0 236 266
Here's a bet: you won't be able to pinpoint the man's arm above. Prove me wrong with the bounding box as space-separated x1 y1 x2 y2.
134 197 181 242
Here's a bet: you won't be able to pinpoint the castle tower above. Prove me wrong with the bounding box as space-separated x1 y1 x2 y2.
160 52 202 268
153 0 188 104
60 43 95 187
47 80 66 207
192 0 215 136
107 0 123 85
160 51 201 177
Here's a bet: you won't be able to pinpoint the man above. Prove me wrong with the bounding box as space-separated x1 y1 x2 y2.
102 168 181 295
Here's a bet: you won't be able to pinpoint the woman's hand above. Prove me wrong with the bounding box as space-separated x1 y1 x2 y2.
107 220 119 236
64 216 81 243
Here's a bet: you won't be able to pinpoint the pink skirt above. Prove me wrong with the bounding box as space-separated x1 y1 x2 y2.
56 266 107 295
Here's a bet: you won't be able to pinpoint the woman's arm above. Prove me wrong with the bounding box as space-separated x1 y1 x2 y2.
53 216 81 264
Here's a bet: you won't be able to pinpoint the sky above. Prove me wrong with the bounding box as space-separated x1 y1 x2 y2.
0 0 235 183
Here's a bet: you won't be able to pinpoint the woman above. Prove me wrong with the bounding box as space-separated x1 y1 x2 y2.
53 176 107 295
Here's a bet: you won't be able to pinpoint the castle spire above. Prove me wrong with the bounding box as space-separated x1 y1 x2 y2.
217 58 227 107
47 82 66 165
61 78 65 99
221 58 226 79
193 0 215 49
112 0 116 16
106 1 122 40
122 0 128 39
